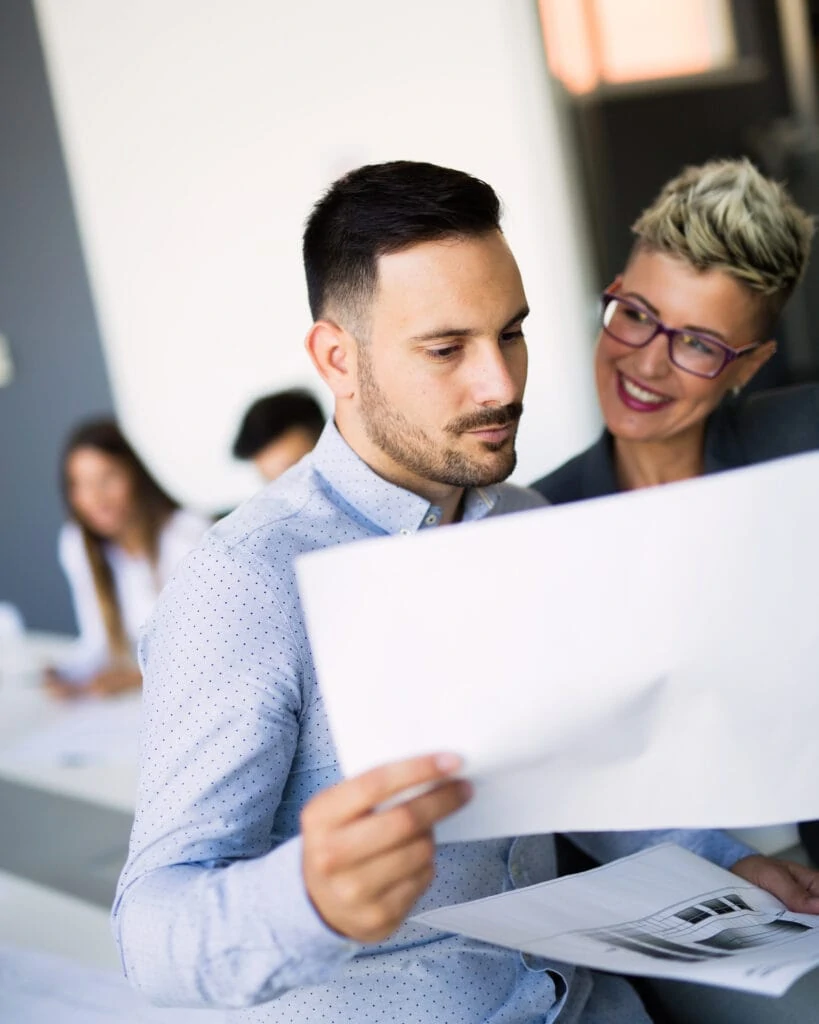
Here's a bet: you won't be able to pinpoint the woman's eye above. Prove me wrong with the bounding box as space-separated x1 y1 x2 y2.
680 333 719 356
624 307 648 323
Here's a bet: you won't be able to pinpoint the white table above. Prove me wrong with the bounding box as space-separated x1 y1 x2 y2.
0 632 139 811
0 868 120 970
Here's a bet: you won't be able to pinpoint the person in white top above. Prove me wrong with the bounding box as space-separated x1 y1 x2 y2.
44 418 210 698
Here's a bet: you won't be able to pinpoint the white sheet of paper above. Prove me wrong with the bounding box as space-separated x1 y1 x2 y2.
413 843 819 997
296 451 819 841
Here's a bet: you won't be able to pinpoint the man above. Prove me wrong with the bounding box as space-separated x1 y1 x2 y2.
114 161 819 1022
233 388 326 482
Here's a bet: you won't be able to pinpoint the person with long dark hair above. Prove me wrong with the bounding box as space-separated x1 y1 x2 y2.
45 418 210 698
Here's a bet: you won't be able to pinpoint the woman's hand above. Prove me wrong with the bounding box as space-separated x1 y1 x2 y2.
42 667 84 700
86 666 142 696
43 665 141 699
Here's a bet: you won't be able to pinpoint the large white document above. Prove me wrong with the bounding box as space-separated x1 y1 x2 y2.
413 844 819 997
296 452 819 842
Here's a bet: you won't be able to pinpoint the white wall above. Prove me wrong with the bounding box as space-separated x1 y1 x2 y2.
34 0 601 510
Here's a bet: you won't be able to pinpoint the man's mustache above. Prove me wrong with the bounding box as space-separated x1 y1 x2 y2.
448 402 524 434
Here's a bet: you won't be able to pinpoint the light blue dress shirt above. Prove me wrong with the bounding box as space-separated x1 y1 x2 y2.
113 423 753 1023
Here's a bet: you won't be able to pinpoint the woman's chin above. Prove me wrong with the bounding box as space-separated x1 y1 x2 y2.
602 404 668 444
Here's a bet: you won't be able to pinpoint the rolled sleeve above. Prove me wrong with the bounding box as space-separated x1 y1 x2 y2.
113 536 351 1008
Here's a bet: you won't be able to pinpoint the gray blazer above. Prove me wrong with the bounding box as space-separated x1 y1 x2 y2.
532 383 819 505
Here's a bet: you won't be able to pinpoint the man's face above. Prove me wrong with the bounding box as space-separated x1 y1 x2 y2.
253 427 317 482
351 231 528 494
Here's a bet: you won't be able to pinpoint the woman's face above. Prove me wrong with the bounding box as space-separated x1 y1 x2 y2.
595 250 775 445
66 448 136 539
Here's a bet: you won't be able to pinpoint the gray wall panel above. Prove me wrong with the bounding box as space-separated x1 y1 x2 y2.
0 0 114 631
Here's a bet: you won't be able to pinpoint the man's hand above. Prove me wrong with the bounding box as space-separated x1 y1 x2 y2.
302 753 471 943
731 854 819 913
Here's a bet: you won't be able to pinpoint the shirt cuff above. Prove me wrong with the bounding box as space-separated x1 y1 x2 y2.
256 835 359 976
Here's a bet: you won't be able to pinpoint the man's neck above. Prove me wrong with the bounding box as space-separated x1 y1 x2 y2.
613 425 706 491
335 418 466 525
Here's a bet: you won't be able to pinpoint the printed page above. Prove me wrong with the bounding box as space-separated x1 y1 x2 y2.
413 844 819 996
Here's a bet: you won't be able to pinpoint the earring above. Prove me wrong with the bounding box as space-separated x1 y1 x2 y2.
731 385 742 398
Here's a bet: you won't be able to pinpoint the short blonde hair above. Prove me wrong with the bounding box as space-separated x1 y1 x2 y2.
632 158 814 325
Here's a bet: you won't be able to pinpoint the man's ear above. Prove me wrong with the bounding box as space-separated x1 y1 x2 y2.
305 320 357 399
737 339 777 389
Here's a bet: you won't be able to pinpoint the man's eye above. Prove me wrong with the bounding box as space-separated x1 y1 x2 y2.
427 345 461 360
500 329 525 345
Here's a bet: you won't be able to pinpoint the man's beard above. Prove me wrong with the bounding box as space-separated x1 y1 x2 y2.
357 348 522 488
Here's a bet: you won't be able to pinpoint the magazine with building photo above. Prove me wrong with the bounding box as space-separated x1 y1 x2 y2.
413 844 819 996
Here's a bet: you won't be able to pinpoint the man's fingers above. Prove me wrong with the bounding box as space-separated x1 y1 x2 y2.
348 864 437 944
303 753 463 830
309 780 470 873
324 835 436 908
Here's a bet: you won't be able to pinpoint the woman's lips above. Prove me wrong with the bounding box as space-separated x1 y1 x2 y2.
616 372 672 413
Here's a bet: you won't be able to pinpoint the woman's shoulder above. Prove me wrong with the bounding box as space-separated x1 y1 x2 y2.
531 432 616 505
57 520 85 568
715 383 819 461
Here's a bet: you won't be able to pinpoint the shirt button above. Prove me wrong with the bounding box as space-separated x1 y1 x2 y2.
424 514 438 526
399 528 412 536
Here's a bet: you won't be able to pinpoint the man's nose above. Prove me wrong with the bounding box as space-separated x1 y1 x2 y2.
469 343 521 406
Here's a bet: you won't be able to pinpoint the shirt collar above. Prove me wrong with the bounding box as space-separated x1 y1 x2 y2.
310 422 501 535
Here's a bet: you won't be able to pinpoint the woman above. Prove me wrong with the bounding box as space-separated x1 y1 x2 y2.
532 157 819 864
45 418 210 697
534 159 818 504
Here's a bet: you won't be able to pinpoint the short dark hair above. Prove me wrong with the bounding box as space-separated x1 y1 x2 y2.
303 160 502 324
232 389 326 459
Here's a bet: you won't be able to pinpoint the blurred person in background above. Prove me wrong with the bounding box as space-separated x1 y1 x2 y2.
532 158 819 866
44 418 210 698
232 388 325 482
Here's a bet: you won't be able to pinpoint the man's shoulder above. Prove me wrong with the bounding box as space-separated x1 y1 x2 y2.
146 467 329 643
211 463 321 555
489 482 548 516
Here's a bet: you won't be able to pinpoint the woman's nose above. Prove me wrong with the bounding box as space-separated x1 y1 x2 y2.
630 331 673 378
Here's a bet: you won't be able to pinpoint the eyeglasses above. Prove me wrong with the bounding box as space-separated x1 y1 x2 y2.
600 293 761 379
